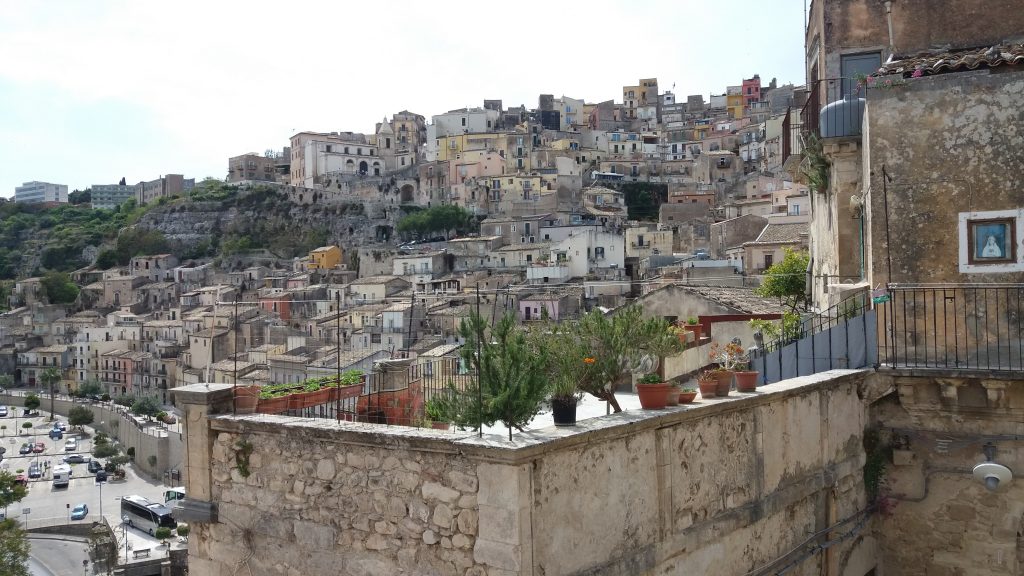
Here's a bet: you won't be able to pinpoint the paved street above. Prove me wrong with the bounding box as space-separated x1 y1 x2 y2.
28 535 90 576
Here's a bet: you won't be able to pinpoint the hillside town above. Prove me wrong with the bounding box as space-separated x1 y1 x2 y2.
2 0 1024 575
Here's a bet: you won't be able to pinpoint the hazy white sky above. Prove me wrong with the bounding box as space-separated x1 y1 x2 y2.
0 0 807 196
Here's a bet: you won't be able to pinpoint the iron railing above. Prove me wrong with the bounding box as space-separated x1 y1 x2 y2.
877 284 1024 373
757 291 872 356
782 78 863 166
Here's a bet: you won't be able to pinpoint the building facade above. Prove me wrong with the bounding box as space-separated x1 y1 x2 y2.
14 181 68 204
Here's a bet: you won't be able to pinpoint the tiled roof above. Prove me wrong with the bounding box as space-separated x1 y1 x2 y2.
876 43 1024 77
676 286 787 315
750 223 808 245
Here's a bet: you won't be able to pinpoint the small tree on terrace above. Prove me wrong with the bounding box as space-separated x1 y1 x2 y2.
40 367 61 421
573 305 684 413
439 312 550 441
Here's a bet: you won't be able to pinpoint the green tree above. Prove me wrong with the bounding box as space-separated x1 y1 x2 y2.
94 249 118 269
572 305 684 412
68 406 94 429
40 272 79 304
77 379 103 398
0 375 12 390
396 205 475 239
0 519 30 576
439 312 550 441
68 188 92 205
93 443 119 459
755 248 810 313
23 395 39 412
130 396 161 420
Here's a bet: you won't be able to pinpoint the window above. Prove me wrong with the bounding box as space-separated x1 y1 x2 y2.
595 247 605 259
763 254 774 269
461 117 466 126
344 147 350 154
325 145 332 153
526 255 532 262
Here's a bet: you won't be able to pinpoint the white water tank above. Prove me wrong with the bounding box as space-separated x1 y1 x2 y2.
820 96 865 138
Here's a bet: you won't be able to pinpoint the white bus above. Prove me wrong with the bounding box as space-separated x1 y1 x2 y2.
121 495 177 535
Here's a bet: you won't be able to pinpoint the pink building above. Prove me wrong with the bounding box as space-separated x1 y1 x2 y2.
742 75 762 107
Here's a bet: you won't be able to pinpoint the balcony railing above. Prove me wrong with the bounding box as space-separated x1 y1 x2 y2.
877 284 1024 373
782 78 862 166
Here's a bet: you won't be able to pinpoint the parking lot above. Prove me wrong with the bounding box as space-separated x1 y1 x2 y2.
0 407 186 564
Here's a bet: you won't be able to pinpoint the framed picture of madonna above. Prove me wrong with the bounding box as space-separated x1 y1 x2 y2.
967 218 1015 265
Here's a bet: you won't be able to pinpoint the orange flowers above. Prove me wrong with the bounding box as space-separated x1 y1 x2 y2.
582 357 596 365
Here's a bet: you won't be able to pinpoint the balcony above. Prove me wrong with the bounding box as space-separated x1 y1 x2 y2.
782 78 862 167
877 284 1024 374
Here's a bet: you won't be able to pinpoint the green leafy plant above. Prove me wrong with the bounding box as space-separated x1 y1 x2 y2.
155 527 172 542
234 439 254 478
681 387 697 393
68 405 94 428
638 373 664 385
130 396 161 420
24 394 40 411
685 316 699 325
176 524 190 539
800 132 830 194
20 422 31 430
423 396 447 422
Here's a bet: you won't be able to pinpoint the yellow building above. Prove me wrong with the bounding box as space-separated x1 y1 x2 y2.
727 86 745 119
307 245 343 271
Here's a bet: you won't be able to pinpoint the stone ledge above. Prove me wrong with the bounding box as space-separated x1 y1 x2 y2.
208 370 870 466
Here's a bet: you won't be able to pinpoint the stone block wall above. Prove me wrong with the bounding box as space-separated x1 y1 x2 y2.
177 370 875 576
869 373 1024 576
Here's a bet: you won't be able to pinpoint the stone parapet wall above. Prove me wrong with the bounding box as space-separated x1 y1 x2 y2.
179 370 876 576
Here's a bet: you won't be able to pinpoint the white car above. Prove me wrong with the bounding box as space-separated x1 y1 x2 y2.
64 438 78 451
0 406 7 417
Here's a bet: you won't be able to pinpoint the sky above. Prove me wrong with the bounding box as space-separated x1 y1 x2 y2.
0 0 807 197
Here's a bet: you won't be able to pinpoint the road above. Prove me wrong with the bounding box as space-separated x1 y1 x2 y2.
28 535 90 576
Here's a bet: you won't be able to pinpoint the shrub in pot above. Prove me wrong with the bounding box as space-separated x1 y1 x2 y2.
678 387 698 404
734 359 759 392
697 370 719 399
424 396 450 430
636 373 672 410
683 316 703 342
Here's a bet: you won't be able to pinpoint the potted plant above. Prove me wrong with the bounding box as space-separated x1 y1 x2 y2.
697 370 718 399
678 387 698 404
669 325 689 346
636 373 672 410
155 527 172 547
233 386 261 414
734 357 759 393
256 384 295 414
665 383 681 406
710 341 745 397
683 316 703 342
424 396 449 430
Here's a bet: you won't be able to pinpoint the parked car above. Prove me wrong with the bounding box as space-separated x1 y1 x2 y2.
64 453 88 464
31 442 44 453
54 422 67 432
94 470 107 483
18 443 31 455
27 463 41 479
48 429 63 440
14 474 27 487
64 438 78 451
88 460 103 474
0 406 8 417
70 504 89 521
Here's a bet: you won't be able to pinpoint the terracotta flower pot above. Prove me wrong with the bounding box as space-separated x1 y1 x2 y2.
698 380 718 399
636 382 672 410
735 371 759 392
257 395 289 414
678 391 698 404
685 323 703 342
233 386 260 414
713 370 733 397
665 386 681 406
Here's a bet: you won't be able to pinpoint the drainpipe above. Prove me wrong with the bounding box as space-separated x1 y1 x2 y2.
884 1 895 56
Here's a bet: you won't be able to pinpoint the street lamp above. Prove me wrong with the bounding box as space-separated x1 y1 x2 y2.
122 515 129 562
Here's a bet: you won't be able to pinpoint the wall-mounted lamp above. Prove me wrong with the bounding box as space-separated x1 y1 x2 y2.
973 443 1013 492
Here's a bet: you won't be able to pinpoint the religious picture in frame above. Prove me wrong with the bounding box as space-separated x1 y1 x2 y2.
967 218 1015 264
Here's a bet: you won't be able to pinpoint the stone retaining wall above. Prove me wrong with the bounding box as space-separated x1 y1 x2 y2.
176 370 876 576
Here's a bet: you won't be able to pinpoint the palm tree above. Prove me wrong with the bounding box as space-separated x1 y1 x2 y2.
40 367 61 422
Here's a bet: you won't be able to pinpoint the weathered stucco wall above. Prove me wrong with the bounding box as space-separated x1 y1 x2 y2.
177 371 875 576
867 372 1024 576
865 69 1024 286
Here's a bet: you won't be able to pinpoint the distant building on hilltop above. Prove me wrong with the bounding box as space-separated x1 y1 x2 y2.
14 181 68 204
